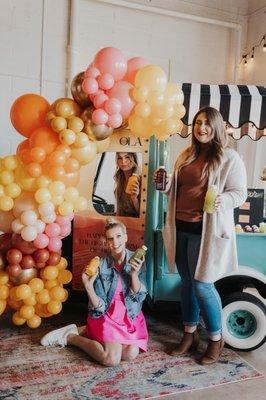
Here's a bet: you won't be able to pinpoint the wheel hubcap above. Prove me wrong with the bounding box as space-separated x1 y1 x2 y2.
226 309 256 339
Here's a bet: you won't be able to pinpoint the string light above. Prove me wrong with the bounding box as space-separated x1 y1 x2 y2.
240 33 266 65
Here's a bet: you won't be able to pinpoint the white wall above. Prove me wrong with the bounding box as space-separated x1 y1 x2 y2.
0 0 265 188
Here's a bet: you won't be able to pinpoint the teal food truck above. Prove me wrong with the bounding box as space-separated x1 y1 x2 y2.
70 83 266 352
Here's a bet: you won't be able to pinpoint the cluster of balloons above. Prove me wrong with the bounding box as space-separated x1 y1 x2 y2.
72 46 184 140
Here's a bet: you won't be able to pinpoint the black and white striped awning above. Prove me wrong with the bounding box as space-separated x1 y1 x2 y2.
181 83 266 130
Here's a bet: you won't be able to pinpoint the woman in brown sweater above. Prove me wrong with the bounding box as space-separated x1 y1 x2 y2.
154 107 247 365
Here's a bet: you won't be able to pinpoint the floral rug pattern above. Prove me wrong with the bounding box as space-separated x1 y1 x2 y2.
0 316 263 400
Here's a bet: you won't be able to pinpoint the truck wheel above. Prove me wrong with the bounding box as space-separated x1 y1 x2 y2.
222 292 266 351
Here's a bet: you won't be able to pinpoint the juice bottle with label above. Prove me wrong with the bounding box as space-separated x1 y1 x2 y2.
129 245 147 263
203 185 218 214
155 166 167 191
85 256 100 277
125 173 139 194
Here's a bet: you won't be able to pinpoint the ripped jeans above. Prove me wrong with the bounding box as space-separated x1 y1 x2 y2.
175 230 222 335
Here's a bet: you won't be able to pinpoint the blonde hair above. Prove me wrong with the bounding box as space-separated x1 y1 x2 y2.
175 107 228 178
105 217 127 234
114 152 140 202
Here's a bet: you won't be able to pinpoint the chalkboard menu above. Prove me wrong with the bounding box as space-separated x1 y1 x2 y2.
234 188 265 227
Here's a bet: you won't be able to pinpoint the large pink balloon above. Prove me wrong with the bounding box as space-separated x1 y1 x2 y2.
124 57 150 84
93 47 127 81
106 81 135 119
0 210 14 233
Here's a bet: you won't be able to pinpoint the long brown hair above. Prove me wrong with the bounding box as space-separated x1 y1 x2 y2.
114 152 140 201
175 107 228 177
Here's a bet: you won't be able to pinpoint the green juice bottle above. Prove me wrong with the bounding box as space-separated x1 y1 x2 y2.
129 245 147 262
203 185 218 214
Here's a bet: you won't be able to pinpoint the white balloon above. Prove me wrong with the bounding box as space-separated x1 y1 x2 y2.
20 210 38 226
35 219 46 233
38 201 55 216
41 212 56 224
11 218 24 234
21 225 38 241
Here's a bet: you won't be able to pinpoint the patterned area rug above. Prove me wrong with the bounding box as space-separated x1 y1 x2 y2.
0 315 263 400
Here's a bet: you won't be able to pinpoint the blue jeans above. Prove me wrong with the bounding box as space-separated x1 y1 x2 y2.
175 230 222 335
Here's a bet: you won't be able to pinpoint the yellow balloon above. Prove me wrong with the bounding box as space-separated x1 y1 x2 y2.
16 284 32 300
7 298 23 310
152 103 174 120
51 116 67 133
51 195 64 206
56 257 68 270
28 278 44 293
3 155 19 170
4 182 21 198
175 103 186 119
61 288 68 302
58 201 74 216
135 65 167 92
47 300 62 314
57 269 72 285
59 129 76 145
36 289 50 304
134 102 151 118
27 314 42 328
49 181 66 196
164 83 184 105
35 188 52 204
71 142 97 165
23 293 37 306
36 175 52 188
43 266 59 281
34 303 52 318
73 132 89 148
147 91 164 107
43 279 58 289
128 115 152 138
0 170 14 185
132 86 149 102
0 284 9 300
49 286 66 301
0 299 7 315
67 116 84 133
64 187 79 203
0 184 4 197
19 305 35 319
0 196 14 211
12 311 26 325
15 167 37 192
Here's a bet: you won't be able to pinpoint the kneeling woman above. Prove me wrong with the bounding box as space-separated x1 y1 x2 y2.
41 218 148 366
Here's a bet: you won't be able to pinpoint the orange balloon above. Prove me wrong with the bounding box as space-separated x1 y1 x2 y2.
16 139 30 159
61 171 80 187
29 127 60 155
10 94 50 138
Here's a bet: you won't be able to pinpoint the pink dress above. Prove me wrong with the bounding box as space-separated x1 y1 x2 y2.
86 264 148 351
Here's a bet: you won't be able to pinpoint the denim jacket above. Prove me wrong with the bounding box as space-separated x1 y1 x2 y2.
88 249 147 321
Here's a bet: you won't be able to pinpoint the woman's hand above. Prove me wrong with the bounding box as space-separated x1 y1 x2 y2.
81 268 98 291
214 195 222 211
153 168 171 186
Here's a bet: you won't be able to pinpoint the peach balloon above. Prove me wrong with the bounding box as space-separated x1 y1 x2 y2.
124 57 149 84
106 81 135 119
10 94 50 138
0 210 14 233
27 314 41 328
93 47 127 81
29 127 60 155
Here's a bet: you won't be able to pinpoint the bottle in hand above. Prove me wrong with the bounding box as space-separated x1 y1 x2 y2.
203 185 218 213
85 256 100 277
155 166 167 191
129 245 147 263
125 173 139 194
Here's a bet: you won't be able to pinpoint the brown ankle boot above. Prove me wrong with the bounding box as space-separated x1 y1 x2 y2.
169 330 199 356
199 338 224 365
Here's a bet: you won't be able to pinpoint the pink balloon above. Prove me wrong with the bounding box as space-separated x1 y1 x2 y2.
124 57 150 84
33 233 49 249
67 213 74 221
92 109 109 125
94 93 109 109
97 73 114 90
82 77 99 95
48 237 62 252
106 81 135 119
60 223 72 238
55 215 69 226
45 223 61 238
107 113 123 128
104 98 121 115
93 47 127 81
85 66 100 78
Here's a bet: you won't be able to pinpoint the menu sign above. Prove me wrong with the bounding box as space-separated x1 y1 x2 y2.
234 188 264 227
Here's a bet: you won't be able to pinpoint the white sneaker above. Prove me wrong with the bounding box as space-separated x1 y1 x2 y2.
40 324 78 347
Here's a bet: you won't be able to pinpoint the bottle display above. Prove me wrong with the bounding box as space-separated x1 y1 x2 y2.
203 185 218 214
85 256 100 277
155 166 167 191
125 173 139 194
129 245 147 263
